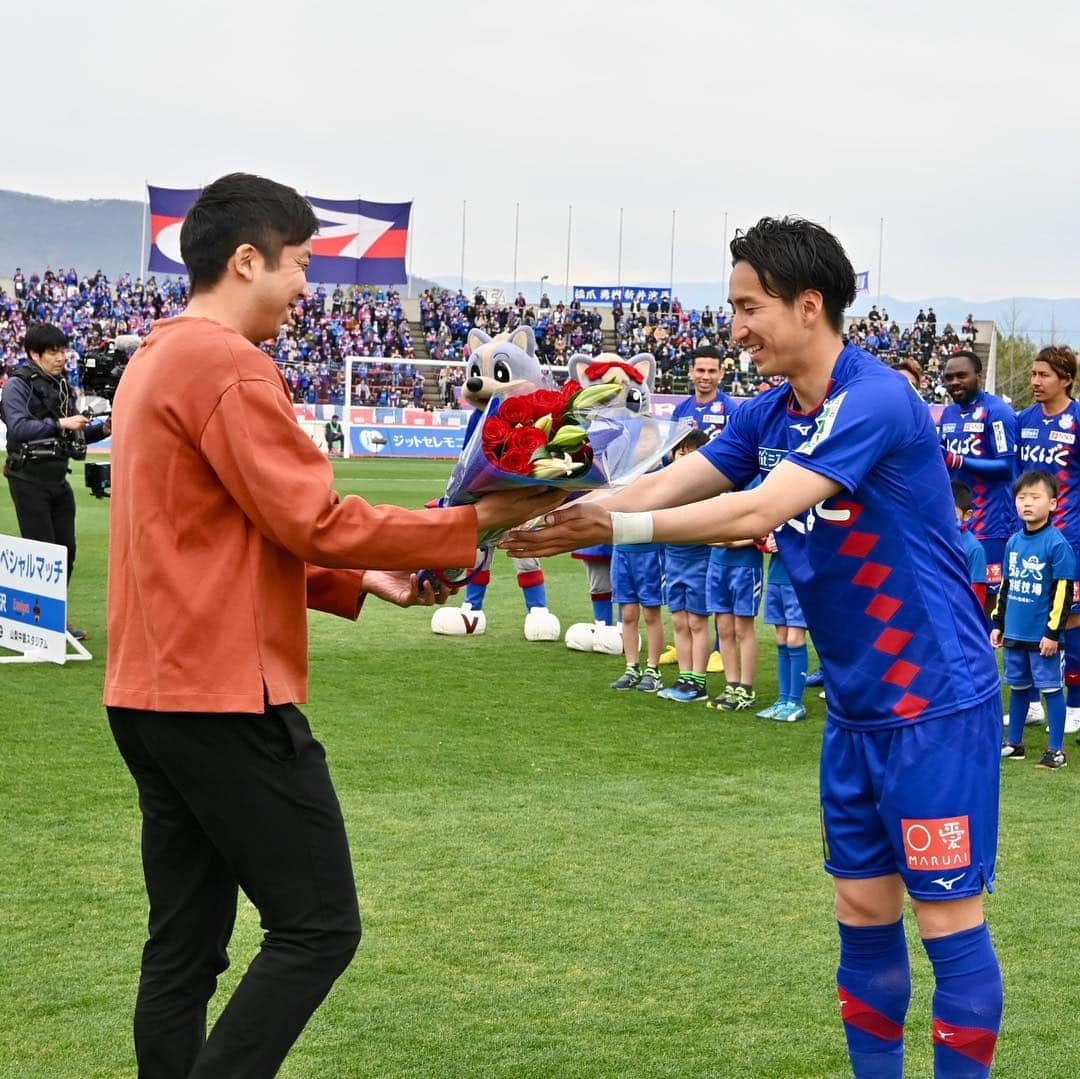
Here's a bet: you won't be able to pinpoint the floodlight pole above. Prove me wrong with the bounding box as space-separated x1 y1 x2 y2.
512 201 520 296
617 206 624 289
669 209 676 297
876 217 884 307
564 204 572 303
459 200 467 291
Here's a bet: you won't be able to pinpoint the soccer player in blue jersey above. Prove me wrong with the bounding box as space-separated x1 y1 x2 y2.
504 217 1003 1077
609 540 665 693
705 537 762 711
993 470 1075 768
1016 345 1080 736
940 351 1018 606
758 531 810 721
671 345 737 439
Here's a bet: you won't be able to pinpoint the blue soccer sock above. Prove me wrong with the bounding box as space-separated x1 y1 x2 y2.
1007 684 1034 747
787 643 809 704
1045 688 1066 751
591 591 614 625
836 919 910 1079
924 922 1002 1078
517 569 546 612
776 644 790 701
464 569 491 611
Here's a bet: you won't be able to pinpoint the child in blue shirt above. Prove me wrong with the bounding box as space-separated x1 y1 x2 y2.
992 470 1075 767
756 532 809 722
952 481 988 608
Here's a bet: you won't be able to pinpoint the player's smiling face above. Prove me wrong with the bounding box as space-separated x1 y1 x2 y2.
942 357 980 405
728 261 809 378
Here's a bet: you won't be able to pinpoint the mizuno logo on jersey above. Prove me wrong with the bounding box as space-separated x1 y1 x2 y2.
931 874 966 891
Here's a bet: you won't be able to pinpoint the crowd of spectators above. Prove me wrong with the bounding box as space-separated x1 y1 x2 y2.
1 269 985 409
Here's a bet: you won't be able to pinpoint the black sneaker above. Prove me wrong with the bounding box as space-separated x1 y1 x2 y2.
1000 742 1025 760
1036 748 1067 770
611 668 641 691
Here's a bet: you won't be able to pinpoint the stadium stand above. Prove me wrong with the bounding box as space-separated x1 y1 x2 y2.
0 268 992 407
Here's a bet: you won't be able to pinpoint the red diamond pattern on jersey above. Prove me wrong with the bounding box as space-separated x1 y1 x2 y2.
829 501 930 721
866 594 903 622
838 531 879 558
932 1018 997 1067
852 562 892 588
837 986 904 1041
883 659 921 688
874 628 914 655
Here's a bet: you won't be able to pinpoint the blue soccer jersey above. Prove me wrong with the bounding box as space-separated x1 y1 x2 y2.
672 390 738 440
939 390 1018 541
959 527 987 586
992 523 1075 644
1016 400 1080 554
700 343 1000 730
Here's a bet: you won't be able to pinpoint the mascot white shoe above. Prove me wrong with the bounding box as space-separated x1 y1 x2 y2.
524 606 561 642
431 602 487 636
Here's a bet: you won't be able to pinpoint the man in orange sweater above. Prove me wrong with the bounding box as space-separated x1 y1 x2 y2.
105 173 561 1078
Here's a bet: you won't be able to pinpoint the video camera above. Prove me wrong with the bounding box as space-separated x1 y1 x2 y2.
12 404 112 468
79 334 140 401
85 460 111 499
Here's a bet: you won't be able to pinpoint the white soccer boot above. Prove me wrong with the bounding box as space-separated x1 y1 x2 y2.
524 606 561 641
431 601 487 636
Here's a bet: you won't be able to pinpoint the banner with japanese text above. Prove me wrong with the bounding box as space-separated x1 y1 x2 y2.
572 285 673 306
0 534 68 663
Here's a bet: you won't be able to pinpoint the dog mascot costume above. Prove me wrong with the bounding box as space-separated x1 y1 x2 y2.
431 326 562 640
562 351 657 655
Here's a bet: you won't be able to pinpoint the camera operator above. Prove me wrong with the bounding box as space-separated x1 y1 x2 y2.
1 323 111 640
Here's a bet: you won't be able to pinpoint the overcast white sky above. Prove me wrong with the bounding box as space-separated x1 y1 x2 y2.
4 0 1077 299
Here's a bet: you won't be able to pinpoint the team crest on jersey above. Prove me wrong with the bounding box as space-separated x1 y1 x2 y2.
710 401 724 413
901 816 971 870
1060 413 1075 430
795 390 848 456
972 406 986 421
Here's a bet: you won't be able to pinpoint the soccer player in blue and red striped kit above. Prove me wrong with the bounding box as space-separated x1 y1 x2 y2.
1016 345 1080 737
505 217 1004 1077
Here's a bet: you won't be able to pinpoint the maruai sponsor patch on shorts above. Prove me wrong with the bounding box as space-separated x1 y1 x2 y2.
901 816 971 870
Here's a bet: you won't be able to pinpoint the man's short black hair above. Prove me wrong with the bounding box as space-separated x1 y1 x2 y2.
951 480 973 514
1014 469 1058 498
23 323 69 356
729 216 856 333
180 173 319 294
677 427 710 452
947 349 983 375
691 345 723 365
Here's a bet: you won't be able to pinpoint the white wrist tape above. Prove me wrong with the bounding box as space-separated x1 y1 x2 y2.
610 511 655 546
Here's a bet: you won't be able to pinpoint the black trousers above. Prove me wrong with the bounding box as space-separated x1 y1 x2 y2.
107 704 362 1079
6 473 76 578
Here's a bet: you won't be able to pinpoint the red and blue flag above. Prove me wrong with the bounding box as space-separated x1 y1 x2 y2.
147 186 412 284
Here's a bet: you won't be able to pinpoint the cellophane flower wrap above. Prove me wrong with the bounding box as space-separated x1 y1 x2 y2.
442 379 693 552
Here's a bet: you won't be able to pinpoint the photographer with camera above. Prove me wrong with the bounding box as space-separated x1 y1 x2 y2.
1 323 111 640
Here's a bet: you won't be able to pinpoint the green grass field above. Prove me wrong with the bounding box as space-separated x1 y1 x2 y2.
1 458 1077 1077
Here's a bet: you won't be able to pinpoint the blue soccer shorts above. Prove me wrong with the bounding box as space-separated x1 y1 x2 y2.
1004 645 1065 692
764 581 806 628
819 698 1000 901
706 562 762 618
664 546 710 616
611 547 664 608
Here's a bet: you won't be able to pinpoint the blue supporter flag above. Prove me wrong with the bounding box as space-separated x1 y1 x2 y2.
854 271 870 294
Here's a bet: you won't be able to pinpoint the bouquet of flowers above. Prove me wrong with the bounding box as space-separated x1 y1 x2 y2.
425 380 692 586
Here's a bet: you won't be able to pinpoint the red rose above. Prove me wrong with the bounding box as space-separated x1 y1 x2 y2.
482 416 511 448
528 389 565 419
560 379 582 405
507 426 549 454
498 447 535 475
498 397 534 426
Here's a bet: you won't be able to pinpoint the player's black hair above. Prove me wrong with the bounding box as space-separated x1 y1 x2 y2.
729 217 856 333
676 427 711 453
1013 469 1058 498
181 173 319 294
691 345 724 365
23 322 69 356
946 349 982 375
951 480 974 514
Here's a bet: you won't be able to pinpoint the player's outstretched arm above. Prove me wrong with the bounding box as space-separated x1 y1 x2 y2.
595 450 735 512
501 459 840 557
